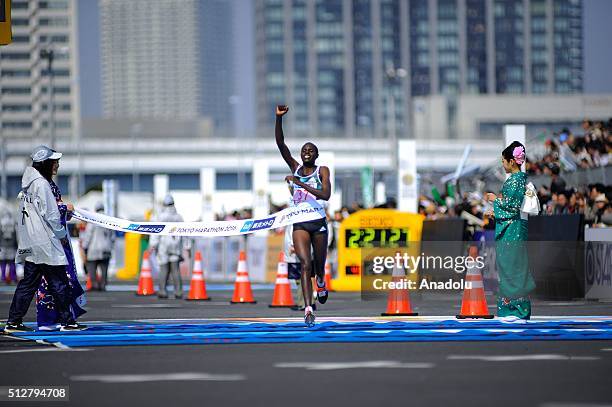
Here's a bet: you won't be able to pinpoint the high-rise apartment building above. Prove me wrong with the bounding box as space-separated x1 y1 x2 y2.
199 0 235 131
99 0 237 130
0 0 81 141
255 0 583 138
99 0 200 119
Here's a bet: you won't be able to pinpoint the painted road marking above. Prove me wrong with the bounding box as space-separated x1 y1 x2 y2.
70 372 246 383
448 354 600 362
132 315 612 324
0 347 90 354
111 304 183 308
275 361 434 370
7 317 612 347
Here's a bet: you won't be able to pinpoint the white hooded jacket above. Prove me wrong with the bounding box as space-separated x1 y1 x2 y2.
15 167 67 265
149 205 185 265
81 221 115 261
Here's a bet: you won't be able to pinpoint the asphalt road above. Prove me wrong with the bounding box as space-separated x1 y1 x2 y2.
0 287 611 407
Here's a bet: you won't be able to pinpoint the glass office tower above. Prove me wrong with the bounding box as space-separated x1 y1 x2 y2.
255 0 583 138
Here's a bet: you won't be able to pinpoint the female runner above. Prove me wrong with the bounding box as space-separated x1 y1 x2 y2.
275 105 331 327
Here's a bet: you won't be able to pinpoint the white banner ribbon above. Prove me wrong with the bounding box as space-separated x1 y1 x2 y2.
71 200 326 237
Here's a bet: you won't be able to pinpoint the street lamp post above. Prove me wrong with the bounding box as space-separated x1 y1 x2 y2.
39 45 68 149
39 48 55 149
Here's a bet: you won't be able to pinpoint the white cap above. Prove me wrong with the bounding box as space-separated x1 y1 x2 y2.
163 194 174 206
31 145 62 162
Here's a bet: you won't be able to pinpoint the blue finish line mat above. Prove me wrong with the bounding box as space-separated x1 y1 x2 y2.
11 316 612 347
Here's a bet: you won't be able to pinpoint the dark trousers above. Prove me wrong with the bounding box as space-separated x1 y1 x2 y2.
158 261 182 297
8 261 74 325
85 259 109 290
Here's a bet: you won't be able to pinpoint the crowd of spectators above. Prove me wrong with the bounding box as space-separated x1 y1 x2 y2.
415 181 611 228
415 119 612 228
537 182 611 225
526 119 612 174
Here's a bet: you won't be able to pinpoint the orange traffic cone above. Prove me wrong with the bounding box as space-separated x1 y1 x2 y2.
324 259 334 292
269 252 295 308
381 260 418 316
230 251 256 304
187 251 210 301
86 274 93 291
136 250 156 296
456 245 493 319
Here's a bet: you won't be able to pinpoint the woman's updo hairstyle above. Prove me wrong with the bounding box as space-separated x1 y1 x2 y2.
502 141 526 166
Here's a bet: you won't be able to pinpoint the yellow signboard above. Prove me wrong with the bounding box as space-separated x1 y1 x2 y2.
0 0 11 46
333 209 424 291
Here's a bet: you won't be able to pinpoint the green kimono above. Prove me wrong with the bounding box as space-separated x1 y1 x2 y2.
493 171 535 319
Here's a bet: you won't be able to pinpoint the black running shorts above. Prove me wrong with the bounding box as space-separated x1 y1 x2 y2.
293 218 328 235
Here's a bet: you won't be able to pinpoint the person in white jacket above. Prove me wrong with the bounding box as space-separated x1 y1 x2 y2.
3 146 86 333
149 195 186 299
81 202 115 291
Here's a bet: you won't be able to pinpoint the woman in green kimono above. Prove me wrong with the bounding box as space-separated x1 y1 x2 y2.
485 141 535 320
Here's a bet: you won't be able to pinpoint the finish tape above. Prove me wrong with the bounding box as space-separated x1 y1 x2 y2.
72 200 325 237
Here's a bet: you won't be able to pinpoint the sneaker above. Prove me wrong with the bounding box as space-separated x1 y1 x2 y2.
60 323 87 332
3 322 34 334
315 277 328 304
157 293 169 299
174 294 183 300
304 306 315 327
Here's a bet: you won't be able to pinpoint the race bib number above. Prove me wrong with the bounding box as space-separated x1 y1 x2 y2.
292 188 316 205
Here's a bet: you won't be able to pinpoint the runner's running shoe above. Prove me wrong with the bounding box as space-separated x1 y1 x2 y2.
304 306 315 327
315 277 328 304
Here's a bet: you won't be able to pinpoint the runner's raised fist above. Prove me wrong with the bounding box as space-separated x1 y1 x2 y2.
276 105 289 116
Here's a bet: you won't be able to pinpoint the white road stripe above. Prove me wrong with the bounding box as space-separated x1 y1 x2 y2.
0 347 90 354
448 354 600 362
52 342 73 350
111 304 183 308
275 361 434 370
70 372 246 383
